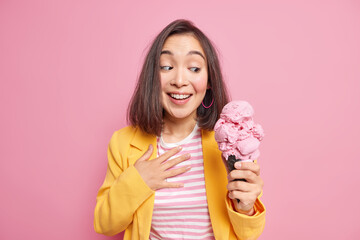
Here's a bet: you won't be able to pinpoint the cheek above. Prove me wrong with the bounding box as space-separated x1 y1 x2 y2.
159 74 165 87
192 75 208 93
160 76 167 92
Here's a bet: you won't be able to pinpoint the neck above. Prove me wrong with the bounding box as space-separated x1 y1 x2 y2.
162 113 197 143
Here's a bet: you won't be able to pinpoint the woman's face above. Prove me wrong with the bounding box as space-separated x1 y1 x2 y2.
160 34 208 123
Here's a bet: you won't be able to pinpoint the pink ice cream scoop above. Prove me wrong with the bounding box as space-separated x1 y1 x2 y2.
214 100 264 171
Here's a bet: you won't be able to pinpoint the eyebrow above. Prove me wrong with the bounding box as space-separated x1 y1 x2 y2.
160 50 206 60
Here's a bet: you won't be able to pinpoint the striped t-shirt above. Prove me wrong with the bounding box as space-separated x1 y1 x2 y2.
149 125 215 240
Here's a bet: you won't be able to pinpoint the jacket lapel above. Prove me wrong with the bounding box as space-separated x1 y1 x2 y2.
202 129 230 239
129 127 157 239
130 127 158 159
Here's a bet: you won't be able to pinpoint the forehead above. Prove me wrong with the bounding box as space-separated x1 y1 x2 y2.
162 34 205 56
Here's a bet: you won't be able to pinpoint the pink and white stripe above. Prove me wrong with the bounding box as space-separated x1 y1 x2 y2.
150 125 215 240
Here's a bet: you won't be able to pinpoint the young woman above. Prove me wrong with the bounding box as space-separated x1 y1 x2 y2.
94 19 265 240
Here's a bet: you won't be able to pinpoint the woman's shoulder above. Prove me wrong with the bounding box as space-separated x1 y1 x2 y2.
201 128 215 140
109 125 155 148
112 125 138 137
108 125 138 148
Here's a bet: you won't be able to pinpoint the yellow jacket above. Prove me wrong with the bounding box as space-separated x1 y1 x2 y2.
94 126 265 239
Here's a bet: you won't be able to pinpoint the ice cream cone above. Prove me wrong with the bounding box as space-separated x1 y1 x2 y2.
227 155 247 203
214 101 264 204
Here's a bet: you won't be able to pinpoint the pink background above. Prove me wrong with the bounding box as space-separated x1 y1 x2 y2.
1 0 359 239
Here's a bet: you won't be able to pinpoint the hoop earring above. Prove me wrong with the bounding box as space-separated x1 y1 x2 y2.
202 98 214 108
202 88 214 108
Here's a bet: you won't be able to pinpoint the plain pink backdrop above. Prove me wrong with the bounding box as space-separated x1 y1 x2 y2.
1 0 359 239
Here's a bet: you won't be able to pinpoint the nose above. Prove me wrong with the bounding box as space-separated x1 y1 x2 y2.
171 68 188 87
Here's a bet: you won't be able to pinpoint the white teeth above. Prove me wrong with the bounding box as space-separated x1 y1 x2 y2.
170 93 190 100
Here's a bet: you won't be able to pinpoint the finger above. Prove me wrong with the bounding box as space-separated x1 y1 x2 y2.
228 191 256 207
164 165 191 178
228 191 257 204
136 144 153 162
234 161 260 176
157 146 183 163
162 153 191 170
227 180 252 192
228 169 257 183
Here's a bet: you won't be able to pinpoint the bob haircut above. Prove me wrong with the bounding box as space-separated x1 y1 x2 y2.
127 19 229 136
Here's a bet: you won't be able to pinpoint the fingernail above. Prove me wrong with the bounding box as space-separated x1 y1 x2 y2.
177 146 182 150
148 144 153 150
235 162 241 168
186 153 191 158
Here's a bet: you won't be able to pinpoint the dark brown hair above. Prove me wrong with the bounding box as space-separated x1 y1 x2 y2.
127 19 229 135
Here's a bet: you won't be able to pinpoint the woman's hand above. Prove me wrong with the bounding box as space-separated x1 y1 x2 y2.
134 144 191 191
227 161 264 215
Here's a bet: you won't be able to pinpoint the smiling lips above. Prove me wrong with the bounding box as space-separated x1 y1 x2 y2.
168 93 192 104
170 93 191 99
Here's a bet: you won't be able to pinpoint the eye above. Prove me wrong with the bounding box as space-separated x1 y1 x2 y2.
189 67 200 72
160 66 173 71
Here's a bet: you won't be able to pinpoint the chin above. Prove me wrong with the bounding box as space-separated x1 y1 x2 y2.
167 110 197 121
172 113 192 120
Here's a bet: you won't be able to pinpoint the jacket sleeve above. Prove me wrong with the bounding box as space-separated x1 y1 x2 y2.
225 195 266 240
93 131 154 236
